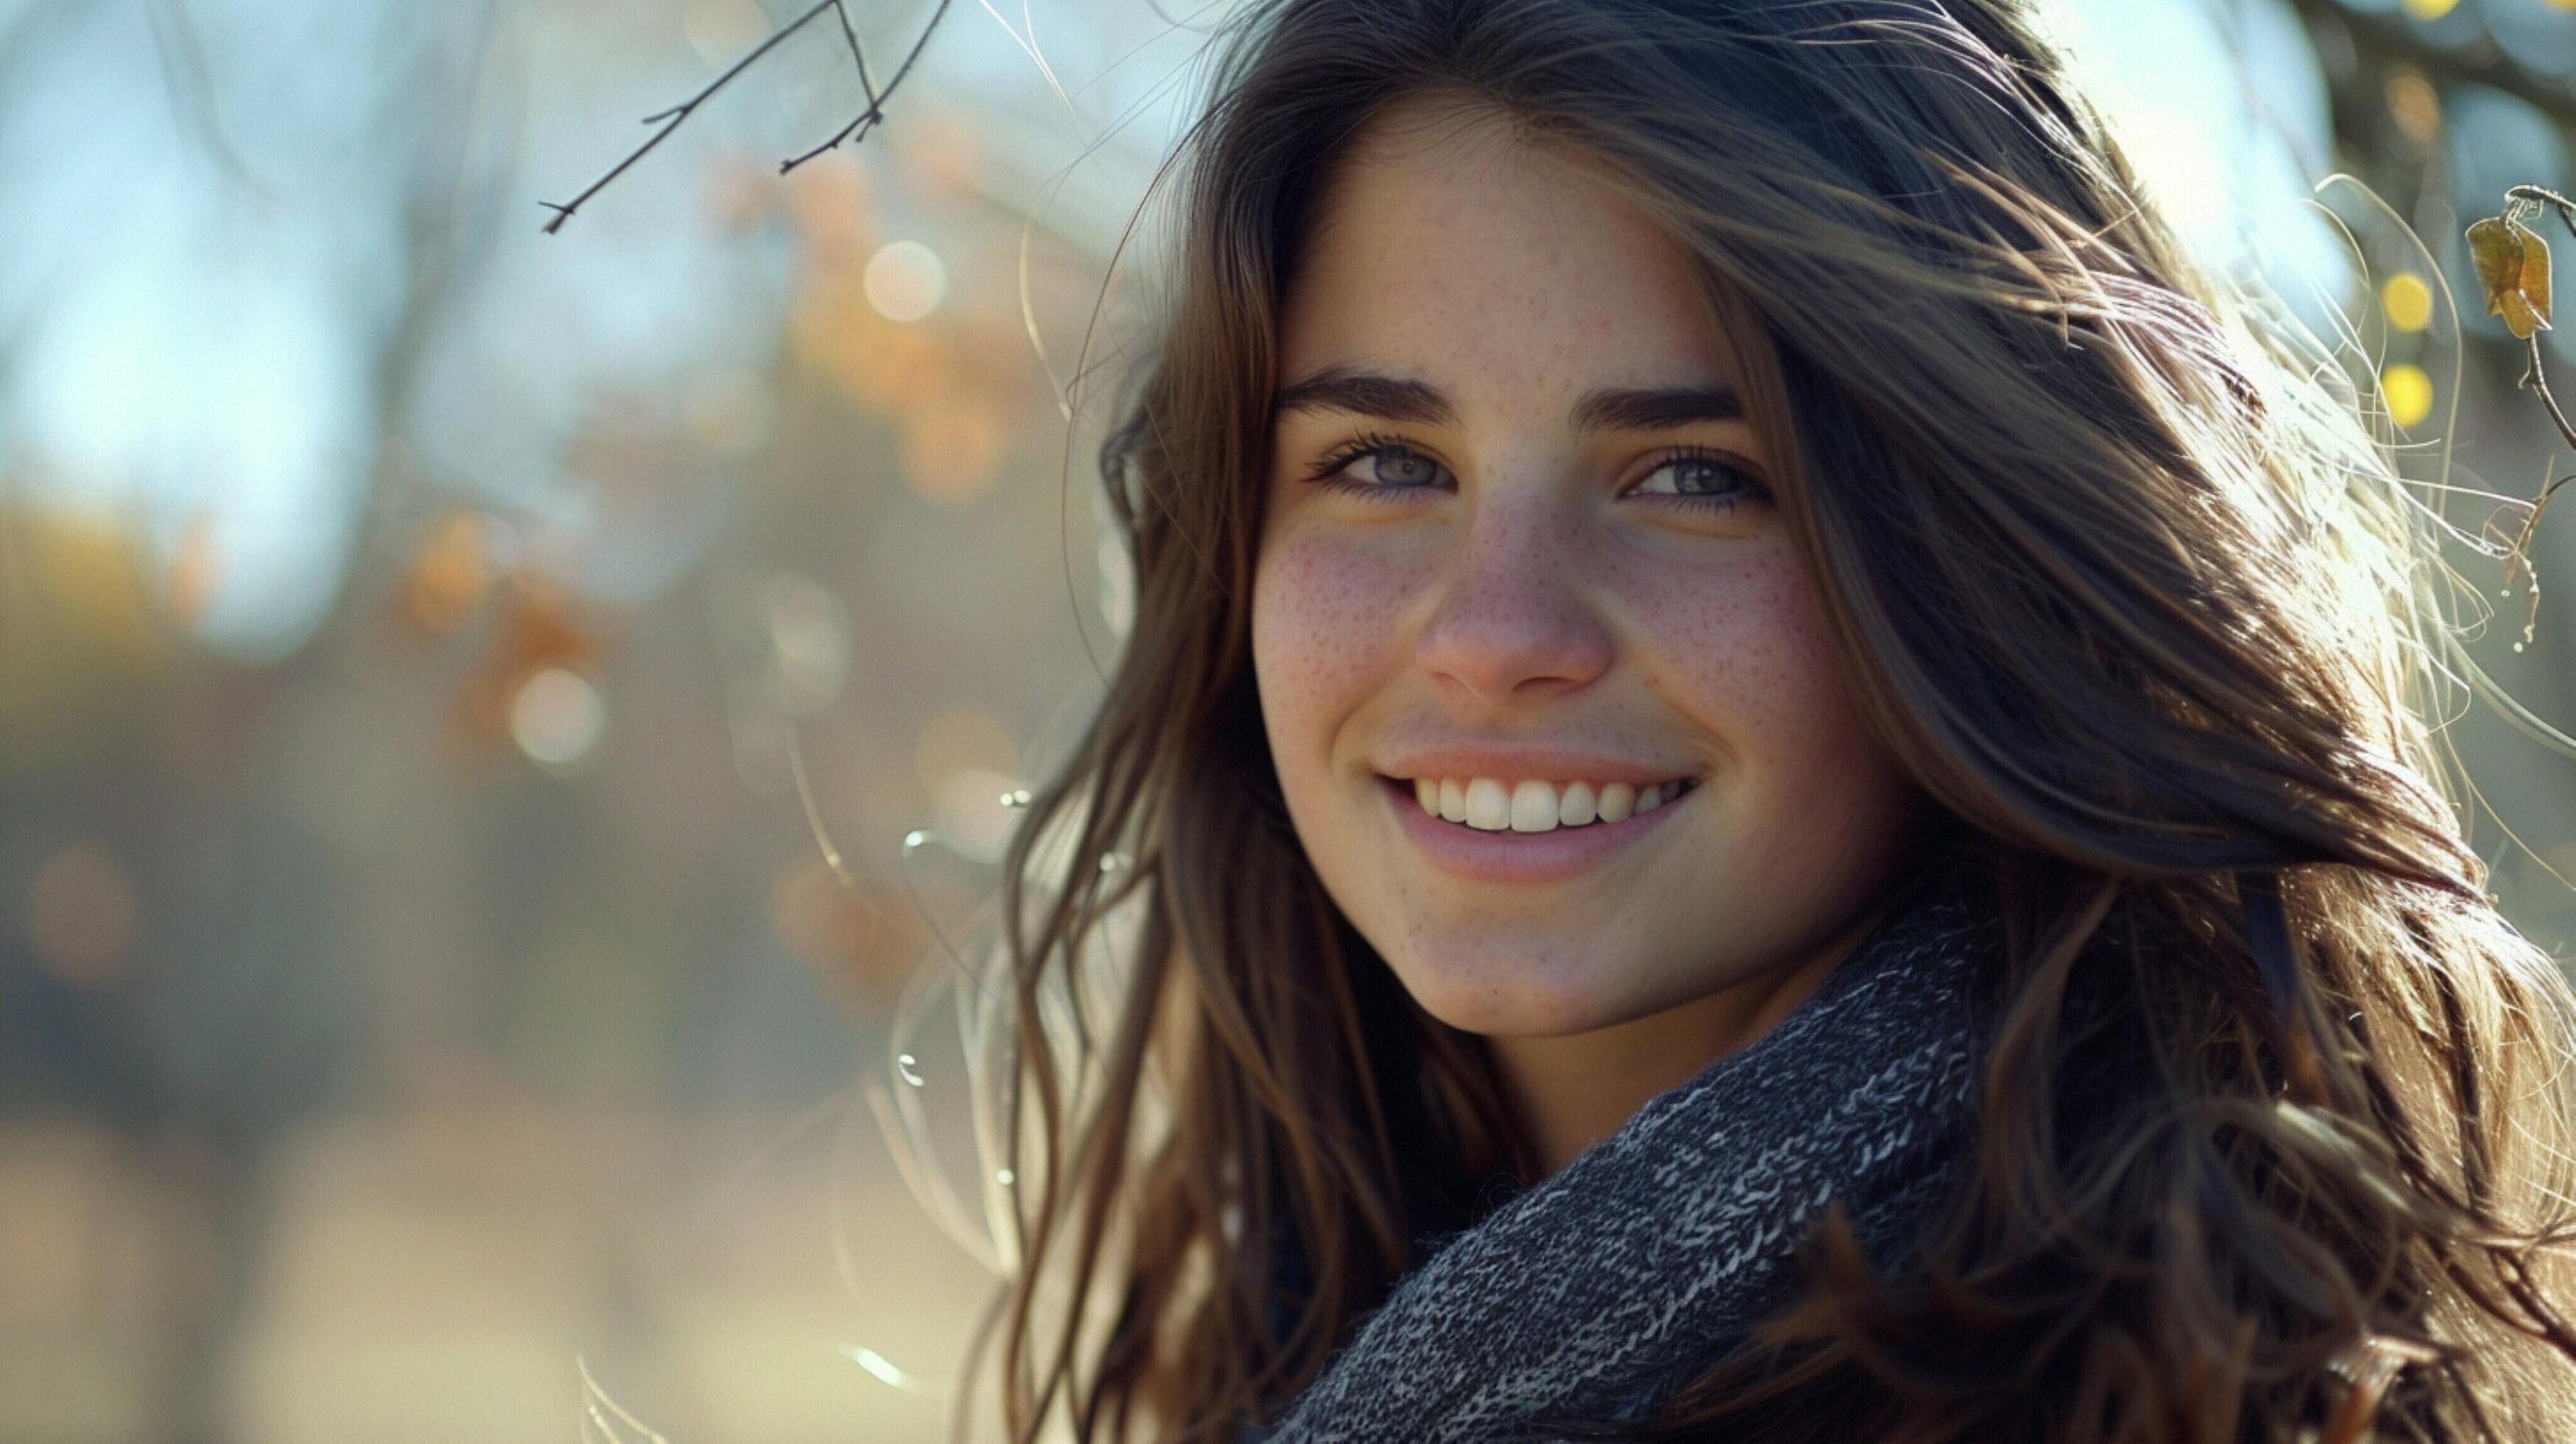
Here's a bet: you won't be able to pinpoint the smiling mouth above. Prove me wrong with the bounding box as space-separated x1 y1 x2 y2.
1387 774 1702 833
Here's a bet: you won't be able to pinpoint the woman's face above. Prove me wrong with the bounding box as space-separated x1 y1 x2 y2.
1252 102 1926 1042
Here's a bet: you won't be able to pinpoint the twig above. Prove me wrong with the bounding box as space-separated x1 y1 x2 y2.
2490 187 2576 640
2499 329 2576 620
2517 332 2576 457
832 0 881 104
541 0 951 234
777 0 952 173
2507 185 2576 231
2497 188 2576 455
541 0 835 233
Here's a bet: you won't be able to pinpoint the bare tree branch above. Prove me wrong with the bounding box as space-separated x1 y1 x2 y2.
541 0 950 235
2505 186 2576 457
833 0 881 106
2476 186 2576 638
778 0 952 174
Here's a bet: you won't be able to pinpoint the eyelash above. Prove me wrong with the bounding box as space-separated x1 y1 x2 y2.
1302 431 1769 514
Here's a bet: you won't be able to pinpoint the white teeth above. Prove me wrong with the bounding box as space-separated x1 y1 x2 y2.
1558 781 1596 827
1509 779 1557 833
1596 782 1635 822
1403 775 1690 833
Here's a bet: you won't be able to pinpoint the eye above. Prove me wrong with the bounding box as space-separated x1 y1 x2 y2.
1305 432 1453 500
1626 449 1769 513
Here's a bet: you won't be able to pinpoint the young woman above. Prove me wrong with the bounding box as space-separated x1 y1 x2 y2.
959 0 2576 1437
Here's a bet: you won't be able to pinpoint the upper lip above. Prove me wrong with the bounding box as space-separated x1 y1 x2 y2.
1374 745 1700 786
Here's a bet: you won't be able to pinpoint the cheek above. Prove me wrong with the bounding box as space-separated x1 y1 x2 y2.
1251 528 1420 764
1621 547 1907 854
1620 543 1847 726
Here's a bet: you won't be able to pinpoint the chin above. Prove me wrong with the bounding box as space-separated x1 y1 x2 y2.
1379 934 1649 1039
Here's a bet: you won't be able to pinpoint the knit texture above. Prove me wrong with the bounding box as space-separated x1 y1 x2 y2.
1251 861 2000 1440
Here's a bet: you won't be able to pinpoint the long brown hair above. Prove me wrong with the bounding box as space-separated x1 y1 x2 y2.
960 1 2576 1438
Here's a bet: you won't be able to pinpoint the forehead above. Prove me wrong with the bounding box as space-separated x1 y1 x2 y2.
1279 99 1738 402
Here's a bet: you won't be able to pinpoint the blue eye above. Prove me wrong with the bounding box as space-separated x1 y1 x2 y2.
1306 433 1450 499
1629 450 1767 512
1299 436 1769 514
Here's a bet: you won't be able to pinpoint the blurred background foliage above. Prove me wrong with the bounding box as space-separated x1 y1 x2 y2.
1 0 2573 1439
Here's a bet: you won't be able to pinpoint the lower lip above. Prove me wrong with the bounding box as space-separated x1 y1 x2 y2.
1378 776 1691 884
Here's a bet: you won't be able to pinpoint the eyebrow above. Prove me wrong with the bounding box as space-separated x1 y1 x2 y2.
1271 365 1744 432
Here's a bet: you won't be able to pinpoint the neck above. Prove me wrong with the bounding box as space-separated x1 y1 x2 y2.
1484 897 1899 1180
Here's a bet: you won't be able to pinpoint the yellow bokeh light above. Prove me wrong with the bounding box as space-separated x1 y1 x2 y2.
2381 273 2434 332
2401 0 2459 17
510 667 606 771
2380 364 2434 429
863 240 946 323
2382 71 2439 147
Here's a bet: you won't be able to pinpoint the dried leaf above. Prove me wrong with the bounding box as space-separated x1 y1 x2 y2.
2469 217 2520 302
2467 215 2552 339
2514 218 2552 333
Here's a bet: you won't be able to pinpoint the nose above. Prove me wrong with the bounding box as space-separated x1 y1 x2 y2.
1412 492 1614 706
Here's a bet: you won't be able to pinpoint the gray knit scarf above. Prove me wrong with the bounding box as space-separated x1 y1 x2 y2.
1252 861 2001 1440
